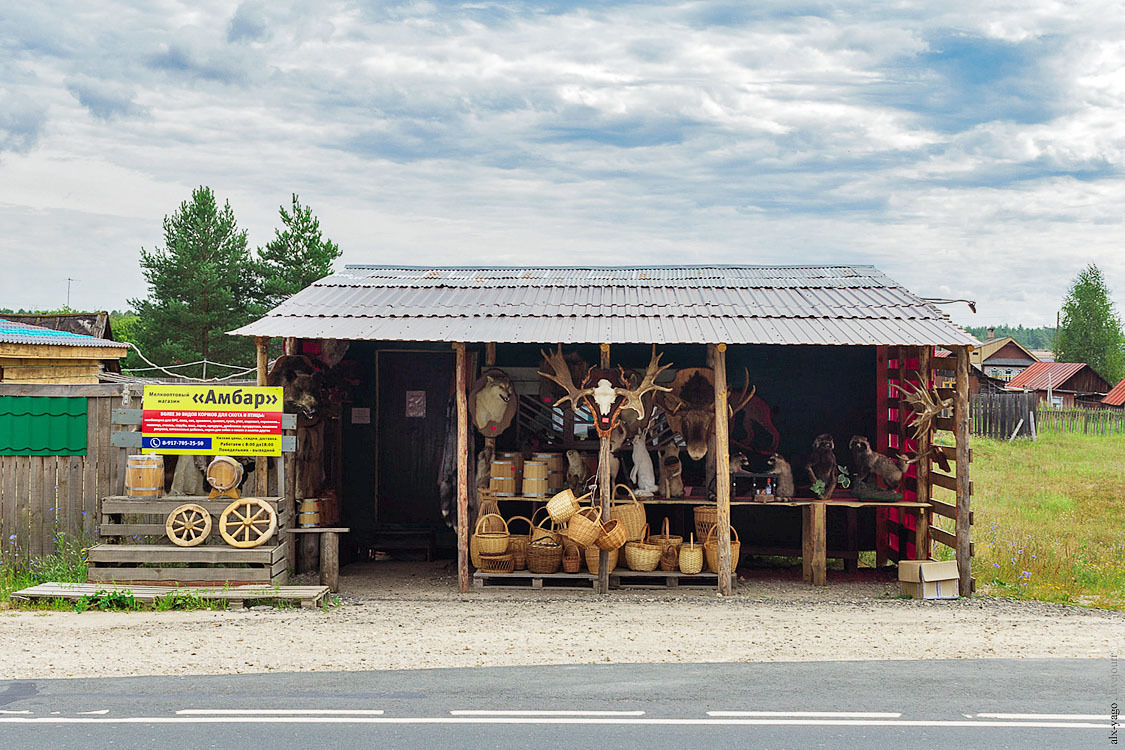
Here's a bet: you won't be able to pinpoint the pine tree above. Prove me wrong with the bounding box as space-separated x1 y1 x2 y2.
129 187 260 378
256 194 341 309
1054 264 1125 384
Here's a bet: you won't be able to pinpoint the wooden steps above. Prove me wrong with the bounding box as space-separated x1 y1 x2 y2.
473 569 734 589
86 542 288 585
10 582 330 609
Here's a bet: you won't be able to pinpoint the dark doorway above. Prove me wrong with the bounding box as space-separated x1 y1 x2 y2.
376 350 453 525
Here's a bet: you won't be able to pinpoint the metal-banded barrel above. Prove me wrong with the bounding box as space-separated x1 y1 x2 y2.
125 455 164 497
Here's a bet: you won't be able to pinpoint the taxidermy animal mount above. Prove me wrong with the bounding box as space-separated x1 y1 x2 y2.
707 452 748 501
732 394 781 456
468 369 517 436
267 355 323 419
537 349 589 407
849 435 907 490
805 433 839 500
629 430 658 496
659 444 684 498
539 346 671 439
565 450 587 492
656 367 754 461
765 453 794 500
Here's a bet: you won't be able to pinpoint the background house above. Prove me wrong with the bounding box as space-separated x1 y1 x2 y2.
1005 361 1111 408
2 312 125 376
1102 378 1125 411
969 332 1039 383
0 318 128 384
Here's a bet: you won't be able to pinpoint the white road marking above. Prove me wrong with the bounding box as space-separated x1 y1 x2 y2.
0 710 31 715
976 713 1108 721
708 711 902 718
445 715 643 719
0 716 1109 729
78 710 109 715
177 709 385 715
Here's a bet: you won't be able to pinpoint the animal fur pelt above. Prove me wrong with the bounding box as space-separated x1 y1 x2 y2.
849 435 907 490
659 444 684 498
805 433 838 500
476 444 494 490
268 355 323 419
467 368 517 436
438 395 478 529
629 431 659 496
765 453 794 500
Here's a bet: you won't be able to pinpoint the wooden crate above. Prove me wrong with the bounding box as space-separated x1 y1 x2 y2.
87 542 289 585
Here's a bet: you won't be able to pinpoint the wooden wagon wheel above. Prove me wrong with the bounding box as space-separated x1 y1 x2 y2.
218 498 278 548
165 503 212 547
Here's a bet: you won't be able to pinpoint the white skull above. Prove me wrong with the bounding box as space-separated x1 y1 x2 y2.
592 379 618 415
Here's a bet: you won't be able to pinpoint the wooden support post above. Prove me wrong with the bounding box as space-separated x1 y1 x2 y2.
915 345 932 559
254 337 270 498
874 345 890 567
455 343 470 593
320 530 339 592
844 508 858 573
597 342 611 595
711 343 732 595
954 345 973 596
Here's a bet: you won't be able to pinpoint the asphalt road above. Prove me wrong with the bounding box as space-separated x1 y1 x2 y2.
0 659 1117 749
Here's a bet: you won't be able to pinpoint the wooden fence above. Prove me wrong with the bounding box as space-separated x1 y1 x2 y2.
971 391 1038 440
0 384 130 560
1037 405 1125 437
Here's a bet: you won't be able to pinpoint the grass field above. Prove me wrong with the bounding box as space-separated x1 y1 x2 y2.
945 429 1125 610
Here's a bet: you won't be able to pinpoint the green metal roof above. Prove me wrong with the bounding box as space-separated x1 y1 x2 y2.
0 397 87 456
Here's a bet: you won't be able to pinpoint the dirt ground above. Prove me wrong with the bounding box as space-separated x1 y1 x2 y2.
2 561 1122 680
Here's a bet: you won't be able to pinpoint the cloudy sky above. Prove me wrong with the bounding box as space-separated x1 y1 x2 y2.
1 0 1123 328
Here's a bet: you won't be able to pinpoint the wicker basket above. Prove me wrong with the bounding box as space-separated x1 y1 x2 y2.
679 533 704 574
704 524 741 573
478 552 515 574
530 506 562 545
566 505 603 548
585 546 618 575
659 544 679 572
609 484 647 541
624 523 662 572
562 544 582 573
506 515 532 570
526 537 563 574
595 518 627 551
472 513 510 555
649 517 682 551
693 504 719 542
470 533 481 568
546 488 586 524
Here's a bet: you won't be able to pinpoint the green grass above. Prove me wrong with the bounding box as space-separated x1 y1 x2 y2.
0 531 91 603
938 430 1125 610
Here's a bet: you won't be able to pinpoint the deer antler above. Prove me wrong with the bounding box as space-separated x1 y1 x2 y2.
892 372 952 443
727 368 755 416
614 348 673 419
538 346 594 411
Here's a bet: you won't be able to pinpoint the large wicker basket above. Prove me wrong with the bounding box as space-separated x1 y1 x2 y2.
530 506 562 545
478 552 515 574
472 513 510 556
546 489 586 524
566 505 603 548
679 533 703 574
526 537 563 574
693 504 719 542
595 518 627 551
506 515 532 570
704 524 741 573
585 546 618 575
624 523 662 572
609 484 646 541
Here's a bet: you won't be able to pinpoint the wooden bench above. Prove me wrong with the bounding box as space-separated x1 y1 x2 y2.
287 527 349 592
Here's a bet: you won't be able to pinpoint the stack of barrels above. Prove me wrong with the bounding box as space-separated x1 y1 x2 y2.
489 451 566 497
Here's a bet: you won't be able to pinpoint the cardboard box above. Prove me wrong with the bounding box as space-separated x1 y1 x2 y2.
898 560 960 599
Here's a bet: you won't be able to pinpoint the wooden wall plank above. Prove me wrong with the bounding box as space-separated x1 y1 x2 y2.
13 456 30 558
0 456 12 556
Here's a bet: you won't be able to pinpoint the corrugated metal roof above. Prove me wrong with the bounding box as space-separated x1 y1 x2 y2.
1102 378 1125 407
0 318 129 349
0 396 88 456
231 265 980 347
1006 361 1088 391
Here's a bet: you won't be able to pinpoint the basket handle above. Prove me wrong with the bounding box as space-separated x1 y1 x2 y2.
530 505 555 529
640 522 650 542
611 483 639 506
506 515 533 535
474 513 508 535
582 505 602 522
704 523 739 545
660 516 670 537
574 491 593 505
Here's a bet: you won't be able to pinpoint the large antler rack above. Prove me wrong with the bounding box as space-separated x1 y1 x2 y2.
614 348 673 420
727 368 755 416
538 346 596 411
892 372 953 443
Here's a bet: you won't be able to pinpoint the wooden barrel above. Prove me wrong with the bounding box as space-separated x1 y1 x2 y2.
496 452 524 481
522 476 549 497
125 455 164 497
206 456 244 492
523 460 548 480
534 452 565 473
489 460 517 496
298 498 320 528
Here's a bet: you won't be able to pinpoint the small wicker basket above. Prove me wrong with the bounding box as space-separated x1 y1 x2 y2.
704 524 741 573
624 523 662 572
679 533 704 574
562 544 582 573
506 515 532 570
478 552 515 574
693 504 719 542
472 513 510 556
546 488 586 524
585 546 619 575
526 537 563 574
565 505 603 548
609 484 646 541
595 518 627 551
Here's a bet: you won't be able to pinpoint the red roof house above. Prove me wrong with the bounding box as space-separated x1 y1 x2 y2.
1103 378 1125 409
1006 361 1112 407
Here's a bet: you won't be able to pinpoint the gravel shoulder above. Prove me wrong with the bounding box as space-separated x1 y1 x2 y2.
2 562 1122 680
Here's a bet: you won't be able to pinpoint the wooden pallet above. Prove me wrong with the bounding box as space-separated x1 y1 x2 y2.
10 582 330 609
472 569 735 589
86 542 289 585
99 496 285 538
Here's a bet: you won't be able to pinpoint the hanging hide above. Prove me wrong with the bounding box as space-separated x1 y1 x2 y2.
467 368 517 436
732 395 781 456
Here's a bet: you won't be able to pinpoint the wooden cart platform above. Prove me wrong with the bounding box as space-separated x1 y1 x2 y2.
473 569 736 589
11 582 330 609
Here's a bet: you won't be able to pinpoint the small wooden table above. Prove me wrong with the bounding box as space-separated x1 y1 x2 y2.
287 527 349 592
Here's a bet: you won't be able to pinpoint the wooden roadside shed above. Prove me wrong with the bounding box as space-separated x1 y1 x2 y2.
231 265 980 596
0 318 129 384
